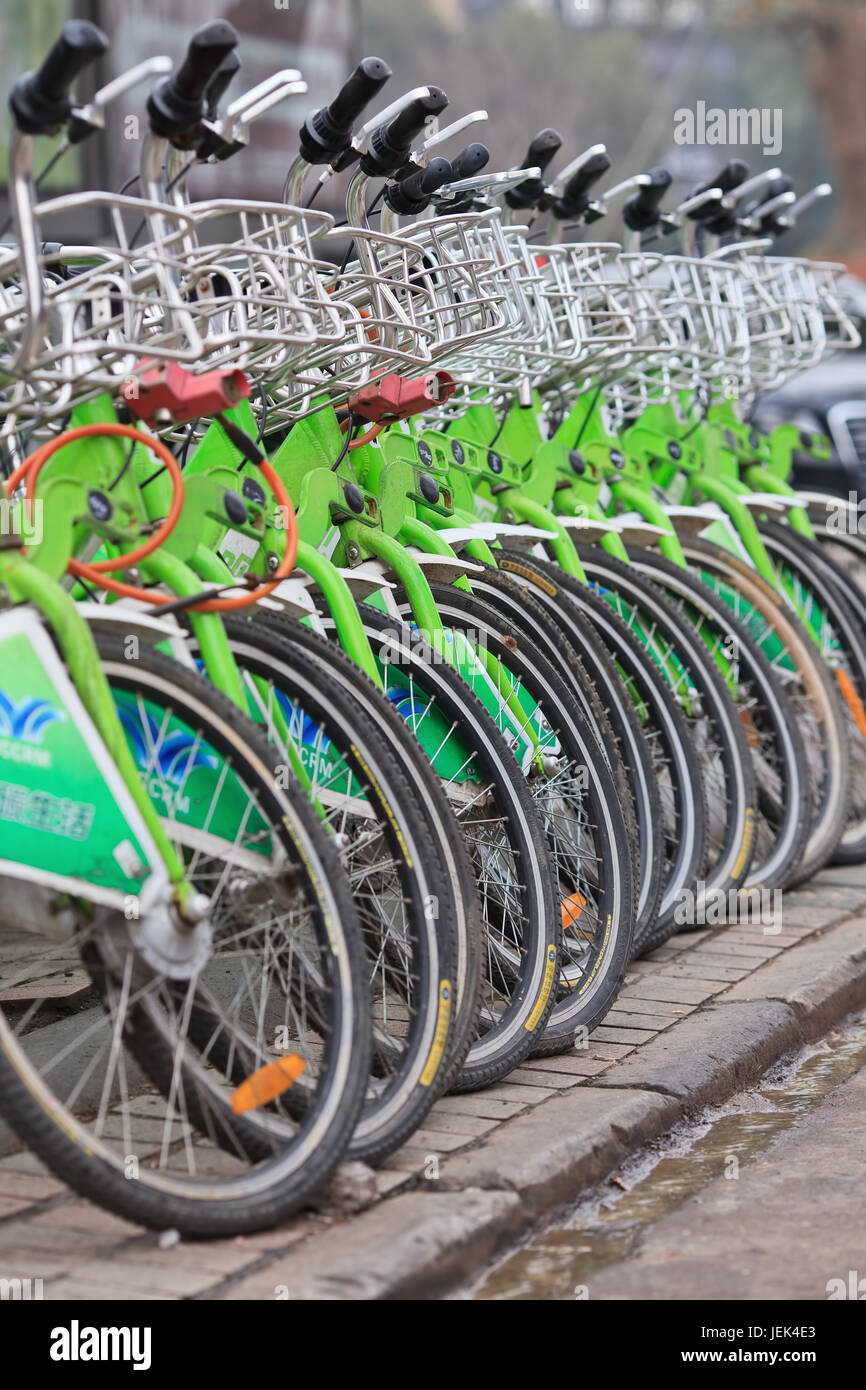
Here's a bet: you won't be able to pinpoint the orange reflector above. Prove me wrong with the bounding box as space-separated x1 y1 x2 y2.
561 891 587 932
739 706 760 750
231 1055 306 1115
836 668 866 738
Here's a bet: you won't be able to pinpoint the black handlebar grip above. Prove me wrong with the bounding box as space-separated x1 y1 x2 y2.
147 21 239 140
622 166 672 232
10 20 108 135
520 128 563 174
204 50 241 121
448 142 490 184
300 56 392 167
363 87 449 176
745 180 793 240
27 21 107 103
172 22 239 103
758 209 790 238
385 88 448 151
505 127 562 210
386 156 453 215
693 159 750 200
553 148 612 220
762 174 794 201
328 57 391 130
405 158 453 201
688 158 750 229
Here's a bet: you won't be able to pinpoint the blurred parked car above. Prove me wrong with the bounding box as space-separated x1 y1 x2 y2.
751 276 866 499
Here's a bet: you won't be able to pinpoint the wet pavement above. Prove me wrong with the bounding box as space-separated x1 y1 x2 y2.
472 1014 866 1301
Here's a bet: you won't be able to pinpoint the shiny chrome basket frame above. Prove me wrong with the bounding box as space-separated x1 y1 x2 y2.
422 222 560 420
0 191 214 442
257 209 513 426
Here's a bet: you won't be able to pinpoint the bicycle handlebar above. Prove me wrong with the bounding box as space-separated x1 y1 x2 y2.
147 21 239 140
10 20 108 136
385 156 452 215
684 158 749 233
330 56 392 130
449 142 490 183
736 174 793 232
719 168 784 213
692 159 750 202
622 166 671 232
361 87 448 176
299 56 391 165
505 128 562 209
553 147 611 221
205 50 241 121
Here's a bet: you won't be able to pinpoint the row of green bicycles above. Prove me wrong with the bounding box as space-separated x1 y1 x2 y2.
0 18 864 1236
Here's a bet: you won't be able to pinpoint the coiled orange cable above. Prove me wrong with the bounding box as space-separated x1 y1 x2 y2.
6 422 297 613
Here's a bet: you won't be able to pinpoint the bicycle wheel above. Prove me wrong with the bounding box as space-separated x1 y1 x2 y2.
0 634 370 1236
812 519 866 601
627 549 812 891
756 519 866 863
495 549 707 954
464 564 662 945
394 584 635 1050
571 547 757 909
676 535 849 883
200 609 481 1163
318 602 559 1090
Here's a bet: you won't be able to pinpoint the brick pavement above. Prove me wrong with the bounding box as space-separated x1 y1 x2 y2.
1 864 864 1300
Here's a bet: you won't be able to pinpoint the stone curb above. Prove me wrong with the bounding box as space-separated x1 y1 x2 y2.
221 912 866 1300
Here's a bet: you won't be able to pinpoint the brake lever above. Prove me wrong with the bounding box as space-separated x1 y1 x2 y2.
738 189 795 235
67 55 172 141
719 167 783 212
411 109 487 162
545 143 607 199
435 165 541 205
190 72 307 167
226 78 307 144
595 173 650 206
221 69 304 143
671 186 724 221
350 86 434 158
785 182 832 226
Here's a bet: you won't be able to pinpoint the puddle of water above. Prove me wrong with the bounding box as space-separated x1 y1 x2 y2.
472 1013 866 1301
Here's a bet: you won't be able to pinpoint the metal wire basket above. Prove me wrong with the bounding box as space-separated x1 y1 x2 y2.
573 249 681 424
421 221 559 421
255 208 515 427
249 223 441 427
804 258 862 353
653 253 750 383
167 198 344 380
539 242 638 367
0 190 220 447
753 255 859 369
375 208 510 362
712 245 812 393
